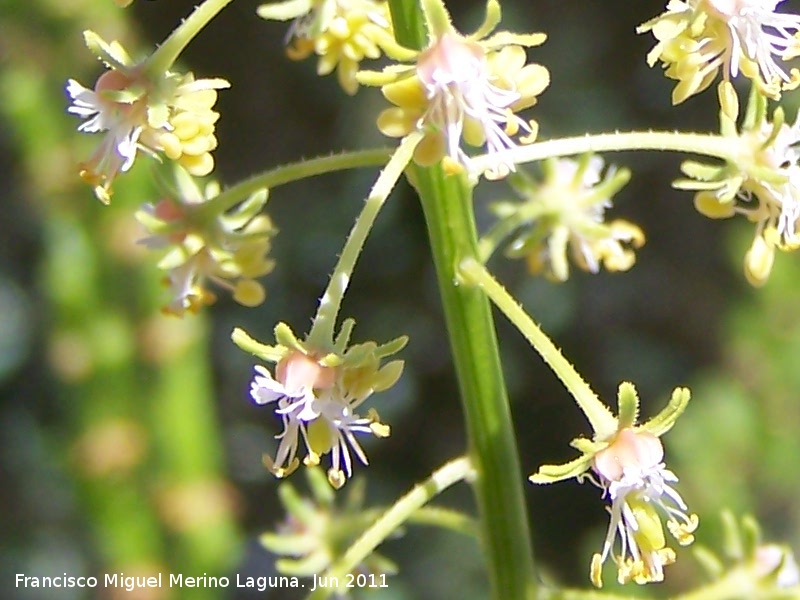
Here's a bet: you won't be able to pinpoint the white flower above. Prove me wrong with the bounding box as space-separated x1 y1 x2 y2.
706 0 800 85
417 32 534 175
249 350 390 487
67 73 146 202
589 429 698 587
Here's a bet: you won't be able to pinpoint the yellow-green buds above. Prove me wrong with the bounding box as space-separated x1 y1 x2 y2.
531 382 698 588
358 0 549 177
694 512 800 595
488 155 643 281
235 320 406 488
638 0 800 104
136 167 275 316
258 0 402 95
67 31 229 203
261 468 396 586
674 82 800 286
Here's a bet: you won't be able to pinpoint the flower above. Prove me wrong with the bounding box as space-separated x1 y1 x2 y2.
261 467 397 586
638 0 800 103
531 382 698 588
258 0 401 95
67 31 228 202
676 81 800 285
489 156 644 281
136 167 275 316
358 0 549 177
237 321 406 488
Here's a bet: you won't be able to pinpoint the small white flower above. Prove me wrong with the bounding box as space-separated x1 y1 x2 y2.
417 32 533 174
67 73 146 202
589 429 698 587
707 0 800 84
249 350 389 487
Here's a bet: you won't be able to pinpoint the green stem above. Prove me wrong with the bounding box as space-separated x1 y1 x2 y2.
388 2 537 598
306 134 420 348
458 257 617 440
194 148 392 222
407 506 480 539
470 131 741 174
145 0 235 77
306 456 473 600
415 165 538 599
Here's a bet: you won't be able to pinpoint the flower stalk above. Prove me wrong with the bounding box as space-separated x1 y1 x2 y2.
387 2 538 598
307 133 421 348
306 456 473 600
458 257 617 439
470 130 743 175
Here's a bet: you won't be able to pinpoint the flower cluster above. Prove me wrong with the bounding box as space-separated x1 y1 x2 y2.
357 0 549 178
488 156 643 282
531 382 698 588
676 82 800 285
136 168 275 316
638 0 800 103
258 0 404 95
261 468 396 585
67 31 228 203
693 512 800 594
236 321 406 488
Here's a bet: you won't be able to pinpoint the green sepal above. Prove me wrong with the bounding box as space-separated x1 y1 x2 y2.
256 0 313 21
529 453 593 484
469 0 502 41
224 189 270 229
231 327 284 362
275 321 304 352
570 436 605 454
355 65 413 87
672 178 727 191
307 466 335 506
742 82 768 132
275 551 331 576
680 160 727 181
83 30 132 72
373 360 404 392
375 335 409 358
616 381 640 429
333 318 356 353
740 514 762 557
641 386 690 437
260 531 317 556
479 31 547 50
100 86 146 104
692 545 726 578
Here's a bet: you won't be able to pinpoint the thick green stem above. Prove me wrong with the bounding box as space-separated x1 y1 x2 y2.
470 131 742 174
306 456 473 600
387 2 538 598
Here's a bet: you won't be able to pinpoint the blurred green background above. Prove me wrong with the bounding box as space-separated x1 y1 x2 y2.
1 0 800 598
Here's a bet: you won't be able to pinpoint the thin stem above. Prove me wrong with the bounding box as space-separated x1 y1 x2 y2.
306 456 474 600
459 257 617 440
306 134 420 349
145 0 235 77
407 506 480 539
470 131 742 174
195 148 393 222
